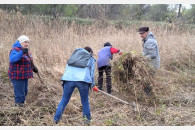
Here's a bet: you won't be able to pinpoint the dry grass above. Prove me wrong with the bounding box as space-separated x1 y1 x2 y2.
0 9 195 126
112 52 157 106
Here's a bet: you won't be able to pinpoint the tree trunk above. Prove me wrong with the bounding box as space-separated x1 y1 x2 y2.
178 4 182 18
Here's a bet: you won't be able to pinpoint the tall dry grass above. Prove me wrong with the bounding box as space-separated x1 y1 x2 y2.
0 9 195 126
1 10 195 74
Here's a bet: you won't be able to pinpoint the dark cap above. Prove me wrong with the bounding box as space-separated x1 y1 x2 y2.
84 46 93 54
104 42 112 47
138 27 149 33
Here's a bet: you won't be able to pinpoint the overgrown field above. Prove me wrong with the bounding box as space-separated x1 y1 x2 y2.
0 10 195 126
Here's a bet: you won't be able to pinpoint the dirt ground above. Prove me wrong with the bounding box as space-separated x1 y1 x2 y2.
0 67 195 126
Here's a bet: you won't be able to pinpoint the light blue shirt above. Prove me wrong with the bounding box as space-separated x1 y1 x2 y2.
61 56 96 88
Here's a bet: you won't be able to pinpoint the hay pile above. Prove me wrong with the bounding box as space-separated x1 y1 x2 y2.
113 52 157 105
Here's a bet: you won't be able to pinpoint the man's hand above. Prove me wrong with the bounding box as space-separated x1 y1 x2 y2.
33 66 38 73
22 48 28 54
118 50 123 55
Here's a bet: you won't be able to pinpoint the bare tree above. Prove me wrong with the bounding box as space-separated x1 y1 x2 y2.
178 4 182 18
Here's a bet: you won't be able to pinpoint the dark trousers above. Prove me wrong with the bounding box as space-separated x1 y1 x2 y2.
98 66 112 94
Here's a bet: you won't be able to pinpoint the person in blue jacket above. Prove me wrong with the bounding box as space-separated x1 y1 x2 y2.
53 46 97 125
8 35 38 107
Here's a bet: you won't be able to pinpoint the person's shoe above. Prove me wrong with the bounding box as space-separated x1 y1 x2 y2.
53 120 59 124
15 103 24 107
84 119 90 126
144 85 152 96
107 90 112 94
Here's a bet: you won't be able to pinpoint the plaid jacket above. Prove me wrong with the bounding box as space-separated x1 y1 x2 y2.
8 47 33 79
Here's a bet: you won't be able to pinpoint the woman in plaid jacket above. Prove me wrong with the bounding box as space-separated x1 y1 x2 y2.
8 35 37 107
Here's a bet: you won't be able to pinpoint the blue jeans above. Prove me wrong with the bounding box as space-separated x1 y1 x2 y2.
11 79 28 103
54 81 91 122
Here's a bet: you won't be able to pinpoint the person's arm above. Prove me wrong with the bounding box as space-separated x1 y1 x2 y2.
9 50 23 63
90 57 96 88
110 47 122 55
110 47 120 54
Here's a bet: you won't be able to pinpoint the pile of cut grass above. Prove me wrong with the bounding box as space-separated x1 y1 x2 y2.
113 52 157 105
